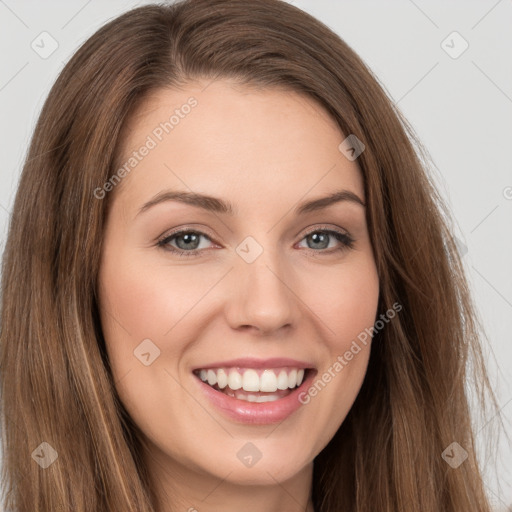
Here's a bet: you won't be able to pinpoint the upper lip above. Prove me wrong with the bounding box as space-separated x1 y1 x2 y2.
192 357 315 371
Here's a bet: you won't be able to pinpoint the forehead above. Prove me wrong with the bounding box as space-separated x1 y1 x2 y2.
112 80 364 211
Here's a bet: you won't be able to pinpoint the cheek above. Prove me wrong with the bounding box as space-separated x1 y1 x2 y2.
97 247 175 385
98 248 210 344
305 254 380 346
300 254 379 435
97 249 199 425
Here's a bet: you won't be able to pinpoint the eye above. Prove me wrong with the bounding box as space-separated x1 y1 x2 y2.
297 227 355 254
156 226 355 258
157 229 214 257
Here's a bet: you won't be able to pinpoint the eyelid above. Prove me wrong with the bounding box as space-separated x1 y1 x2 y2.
300 223 350 238
156 225 217 244
157 223 351 242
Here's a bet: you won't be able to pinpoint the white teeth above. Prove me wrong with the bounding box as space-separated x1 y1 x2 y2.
276 370 289 390
207 369 217 386
288 369 297 388
242 369 260 392
196 367 309 392
217 369 228 389
260 369 278 392
227 369 242 390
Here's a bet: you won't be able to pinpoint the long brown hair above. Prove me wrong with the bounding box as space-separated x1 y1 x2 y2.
0 0 499 510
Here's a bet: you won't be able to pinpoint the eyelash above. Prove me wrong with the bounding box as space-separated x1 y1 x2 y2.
156 226 355 258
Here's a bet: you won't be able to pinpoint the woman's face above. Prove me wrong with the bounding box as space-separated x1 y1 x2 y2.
98 80 379 490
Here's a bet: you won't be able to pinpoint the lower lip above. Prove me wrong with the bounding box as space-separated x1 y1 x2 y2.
194 370 317 425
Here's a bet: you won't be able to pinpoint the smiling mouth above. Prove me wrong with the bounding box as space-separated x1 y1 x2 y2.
192 367 314 403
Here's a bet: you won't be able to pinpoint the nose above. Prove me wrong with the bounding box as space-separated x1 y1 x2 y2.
224 248 298 336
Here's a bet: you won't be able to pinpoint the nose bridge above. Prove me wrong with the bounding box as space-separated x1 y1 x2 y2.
227 234 297 333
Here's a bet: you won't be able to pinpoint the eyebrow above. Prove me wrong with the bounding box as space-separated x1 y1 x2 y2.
136 188 365 218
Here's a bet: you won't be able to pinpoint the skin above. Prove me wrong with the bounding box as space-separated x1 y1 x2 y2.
97 79 380 512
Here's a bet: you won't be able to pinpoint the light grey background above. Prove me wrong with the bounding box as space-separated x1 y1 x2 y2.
0 0 511 510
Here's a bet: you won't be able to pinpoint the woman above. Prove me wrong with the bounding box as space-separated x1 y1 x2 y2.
0 0 499 510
